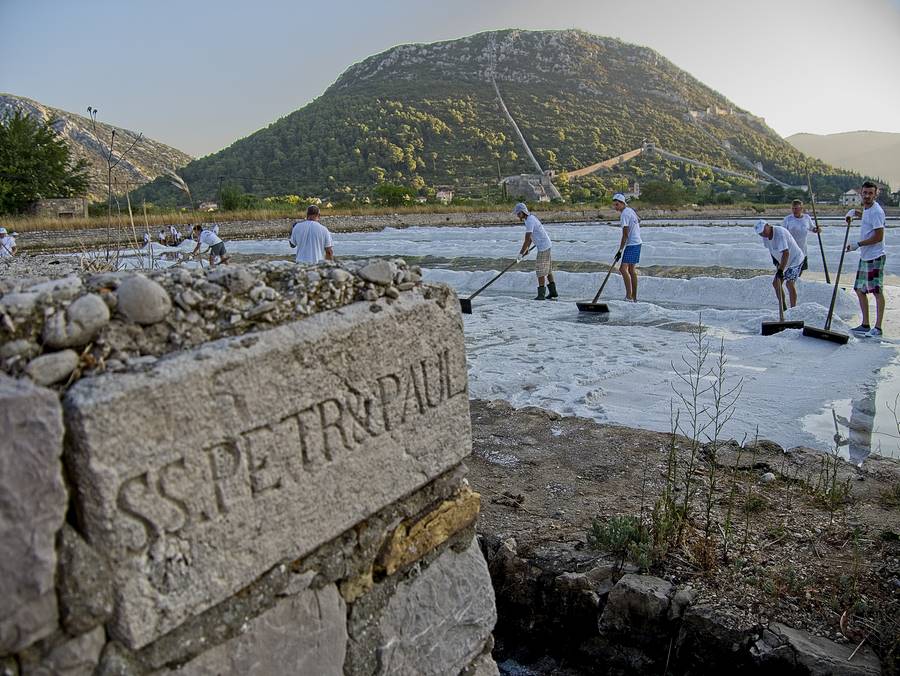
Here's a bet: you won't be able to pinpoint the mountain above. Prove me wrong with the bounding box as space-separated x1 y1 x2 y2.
0 94 192 202
133 29 861 204
787 131 900 191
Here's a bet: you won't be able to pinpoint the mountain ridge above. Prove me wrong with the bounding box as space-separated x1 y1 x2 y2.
786 130 900 191
0 94 193 202
132 29 863 205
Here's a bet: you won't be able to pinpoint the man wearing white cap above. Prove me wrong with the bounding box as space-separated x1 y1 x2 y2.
514 202 557 300
612 193 641 301
0 227 16 258
754 219 803 310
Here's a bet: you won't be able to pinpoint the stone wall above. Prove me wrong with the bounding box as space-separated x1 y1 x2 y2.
28 198 88 219
0 260 498 675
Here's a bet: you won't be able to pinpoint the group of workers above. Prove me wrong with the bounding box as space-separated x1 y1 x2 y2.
512 180 887 338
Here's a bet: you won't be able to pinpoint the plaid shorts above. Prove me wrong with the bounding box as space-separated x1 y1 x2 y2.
535 248 552 277
854 255 885 295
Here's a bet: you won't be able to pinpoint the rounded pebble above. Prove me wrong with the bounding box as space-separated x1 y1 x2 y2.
116 275 172 325
42 293 110 348
25 349 79 386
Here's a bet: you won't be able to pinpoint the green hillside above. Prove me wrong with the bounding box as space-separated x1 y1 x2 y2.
133 29 862 205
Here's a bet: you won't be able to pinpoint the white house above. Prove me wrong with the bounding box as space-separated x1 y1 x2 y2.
435 188 454 204
840 189 862 207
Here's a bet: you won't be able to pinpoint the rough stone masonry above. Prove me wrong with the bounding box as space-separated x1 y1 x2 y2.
0 259 498 675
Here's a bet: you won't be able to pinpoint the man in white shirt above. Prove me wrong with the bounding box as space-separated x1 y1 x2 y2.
613 193 641 302
781 199 820 305
290 205 334 264
845 181 887 337
514 202 557 300
0 227 17 258
168 224 182 246
754 219 804 310
192 224 230 267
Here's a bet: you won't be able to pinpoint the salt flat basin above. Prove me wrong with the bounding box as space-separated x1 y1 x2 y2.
95 220 900 461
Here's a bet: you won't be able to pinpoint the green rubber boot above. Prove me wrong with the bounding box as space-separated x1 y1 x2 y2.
534 285 546 300
547 281 559 299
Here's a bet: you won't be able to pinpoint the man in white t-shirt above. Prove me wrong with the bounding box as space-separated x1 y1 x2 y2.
192 224 230 267
514 202 557 300
0 227 17 258
845 181 887 337
613 193 641 302
781 199 820 305
754 219 804 310
290 205 334 264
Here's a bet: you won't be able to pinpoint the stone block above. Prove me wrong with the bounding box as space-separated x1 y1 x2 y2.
0 375 67 654
57 525 114 635
377 538 497 675
377 487 480 576
20 626 105 676
163 586 346 676
599 574 673 636
753 622 881 675
63 293 470 649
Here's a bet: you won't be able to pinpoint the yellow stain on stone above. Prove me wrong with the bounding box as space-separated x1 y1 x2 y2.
377 487 481 577
339 566 374 603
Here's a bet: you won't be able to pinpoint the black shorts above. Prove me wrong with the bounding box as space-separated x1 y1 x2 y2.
210 242 226 257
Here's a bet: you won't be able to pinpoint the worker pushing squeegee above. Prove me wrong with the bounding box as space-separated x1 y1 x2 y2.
514 203 559 301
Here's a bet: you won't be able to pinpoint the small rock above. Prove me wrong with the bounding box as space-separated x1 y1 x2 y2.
174 289 201 310
245 302 277 319
359 260 397 286
42 294 110 348
761 472 776 484
0 339 37 360
116 275 172 325
57 525 114 635
25 350 79 386
385 287 400 299
249 285 277 302
29 275 84 301
328 269 352 283
208 267 255 294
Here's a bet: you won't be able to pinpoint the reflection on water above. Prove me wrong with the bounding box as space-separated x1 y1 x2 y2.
801 356 900 462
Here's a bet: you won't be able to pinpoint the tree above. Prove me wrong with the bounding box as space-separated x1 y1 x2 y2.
372 182 413 206
0 111 89 215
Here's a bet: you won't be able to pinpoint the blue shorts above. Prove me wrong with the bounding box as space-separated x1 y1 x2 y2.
622 244 641 264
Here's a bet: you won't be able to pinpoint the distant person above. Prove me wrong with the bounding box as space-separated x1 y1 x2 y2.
845 181 886 337
168 224 182 246
192 224 230 267
142 232 151 248
613 193 641 302
158 230 167 245
514 202 557 300
754 219 804 311
206 222 220 236
780 199 819 306
0 227 17 258
289 205 334 264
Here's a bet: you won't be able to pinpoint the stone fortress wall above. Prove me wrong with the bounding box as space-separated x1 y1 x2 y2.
0 259 498 675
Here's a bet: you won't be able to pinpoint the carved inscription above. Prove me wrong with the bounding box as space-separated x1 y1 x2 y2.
114 349 466 555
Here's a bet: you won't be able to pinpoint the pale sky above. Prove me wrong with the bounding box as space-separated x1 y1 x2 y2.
2 0 898 158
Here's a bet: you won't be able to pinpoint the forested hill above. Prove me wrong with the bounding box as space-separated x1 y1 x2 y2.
0 94 192 202
133 29 860 204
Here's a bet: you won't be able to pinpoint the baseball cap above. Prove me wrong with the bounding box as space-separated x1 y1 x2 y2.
612 193 627 203
513 203 529 216
0 227 7 235
754 219 767 235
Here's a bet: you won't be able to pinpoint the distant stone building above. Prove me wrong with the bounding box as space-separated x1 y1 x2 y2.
436 188 454 204
501 173 562 203
28 198 87 219
198 201 219 212
840 189 862 207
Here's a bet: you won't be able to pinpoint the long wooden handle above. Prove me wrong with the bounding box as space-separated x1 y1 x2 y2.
806 171 830 283
592 251 622 302
824 219 852 331
467 245 535 301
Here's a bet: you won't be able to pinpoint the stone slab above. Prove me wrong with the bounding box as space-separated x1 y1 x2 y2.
377 538 497 675
0 375 67 654
63 293 470 649
20 626 106 676
163 585 346 676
